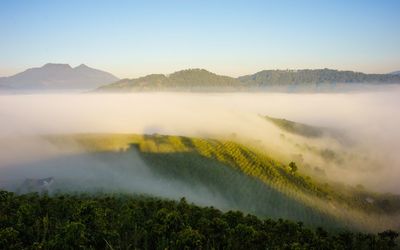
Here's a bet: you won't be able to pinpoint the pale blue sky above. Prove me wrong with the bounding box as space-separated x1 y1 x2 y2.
1 0 399 78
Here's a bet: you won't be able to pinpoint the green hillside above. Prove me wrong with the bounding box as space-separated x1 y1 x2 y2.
44 134 400 232
239 69 400 87
264 116 326 138
97 69 242 92
96 68 400 92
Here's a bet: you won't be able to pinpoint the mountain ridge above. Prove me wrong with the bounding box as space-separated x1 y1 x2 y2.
0 63 119 90
2 65 400 92
239 68 400 86
98 68 242 92
97 68 400 92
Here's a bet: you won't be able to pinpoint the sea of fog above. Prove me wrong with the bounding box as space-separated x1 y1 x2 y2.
0 90 400 194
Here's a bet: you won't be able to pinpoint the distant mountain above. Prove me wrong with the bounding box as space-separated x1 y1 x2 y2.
97 68 400 92
0 63 119 90
238 69 400 87
97 68 241 92
389 71 400 75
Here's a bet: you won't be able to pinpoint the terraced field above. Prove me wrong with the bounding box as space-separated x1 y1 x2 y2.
43 133 400 232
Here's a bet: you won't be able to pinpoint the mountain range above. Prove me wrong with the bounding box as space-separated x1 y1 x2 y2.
1 64 400 92
98 68 400 92
0 63 119 91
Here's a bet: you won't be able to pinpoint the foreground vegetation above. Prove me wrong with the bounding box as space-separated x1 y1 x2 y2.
0 190 399 250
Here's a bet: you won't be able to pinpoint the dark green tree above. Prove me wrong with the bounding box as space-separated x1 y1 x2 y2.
289 161 298 173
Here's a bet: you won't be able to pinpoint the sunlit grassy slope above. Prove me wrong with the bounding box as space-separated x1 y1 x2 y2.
46 133 400 231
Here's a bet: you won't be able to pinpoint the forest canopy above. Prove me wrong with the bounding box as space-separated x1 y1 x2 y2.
0 191 398 250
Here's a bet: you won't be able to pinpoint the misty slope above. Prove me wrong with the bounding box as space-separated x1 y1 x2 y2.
97 69 242 92
263 115 347 143
36 133 400 231
264 116 327 138
96 68 400 92
0 63 119 90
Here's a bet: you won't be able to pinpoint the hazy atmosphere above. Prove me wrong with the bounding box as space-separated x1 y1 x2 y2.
1 1 400 249
1 90 400 193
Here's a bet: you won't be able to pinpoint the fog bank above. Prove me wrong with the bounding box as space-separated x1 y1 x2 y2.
0 90 400 193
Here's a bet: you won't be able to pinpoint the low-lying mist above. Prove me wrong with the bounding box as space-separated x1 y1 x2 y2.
0 89 400 197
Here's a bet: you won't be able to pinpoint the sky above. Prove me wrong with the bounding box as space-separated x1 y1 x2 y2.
0 0 399 78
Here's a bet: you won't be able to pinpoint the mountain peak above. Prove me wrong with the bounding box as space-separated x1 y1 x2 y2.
169 68 215 77
0 63 119 90
75 64 90 69
174 68 210 73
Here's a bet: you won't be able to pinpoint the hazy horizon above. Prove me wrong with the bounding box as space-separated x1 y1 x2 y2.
1 62 399 80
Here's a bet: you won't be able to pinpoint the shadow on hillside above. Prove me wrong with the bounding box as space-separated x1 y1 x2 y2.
0 141 346 229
